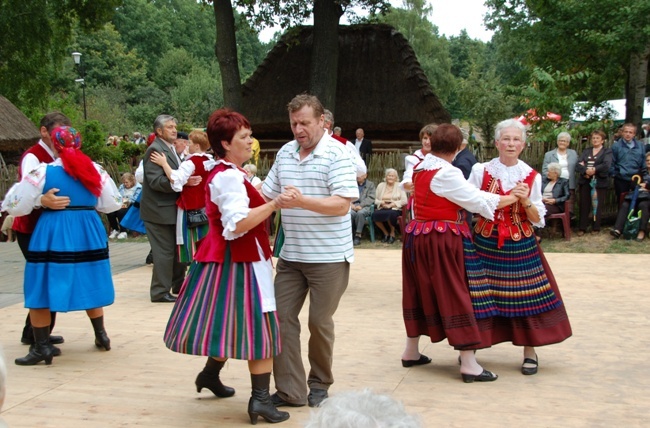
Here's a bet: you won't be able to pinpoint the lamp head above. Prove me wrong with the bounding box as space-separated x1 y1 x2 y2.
71 52 82 65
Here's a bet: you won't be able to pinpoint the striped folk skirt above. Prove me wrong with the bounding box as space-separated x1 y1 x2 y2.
164 250 281 360
473 231 572 346
402 226 498 350
177 211 209 263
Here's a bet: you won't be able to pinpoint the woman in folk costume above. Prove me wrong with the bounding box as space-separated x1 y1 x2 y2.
2 126 122 365
150 130 213 262
468 119 572 376
163 109 292 425
401 124 521 383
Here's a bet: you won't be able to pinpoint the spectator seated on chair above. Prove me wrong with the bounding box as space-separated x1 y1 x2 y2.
372 168 407 244
350 173 376 246
610 152 650 241
538 162 570 238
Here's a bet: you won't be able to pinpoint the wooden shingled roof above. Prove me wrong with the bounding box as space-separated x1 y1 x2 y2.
241 24 451 141
0 96 40 151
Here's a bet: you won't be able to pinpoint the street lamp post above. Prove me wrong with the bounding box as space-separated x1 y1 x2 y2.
71 51 87 121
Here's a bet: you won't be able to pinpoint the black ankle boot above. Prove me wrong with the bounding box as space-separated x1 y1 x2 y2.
15 326 54 366
195 358 235 397
248 373 290 425
90 315 111 351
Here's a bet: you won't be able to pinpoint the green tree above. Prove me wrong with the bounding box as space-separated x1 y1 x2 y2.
459 65 513 154
379 0 453 104
0 0 121 110
485 0 650 129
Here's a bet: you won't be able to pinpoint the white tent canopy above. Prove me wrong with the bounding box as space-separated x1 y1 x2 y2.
572 98 650 122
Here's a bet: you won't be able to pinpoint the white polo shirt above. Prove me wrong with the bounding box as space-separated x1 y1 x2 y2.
262 133 359 263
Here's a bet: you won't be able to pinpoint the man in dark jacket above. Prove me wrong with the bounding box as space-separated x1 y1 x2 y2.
609 123 647 201
350 173 376 245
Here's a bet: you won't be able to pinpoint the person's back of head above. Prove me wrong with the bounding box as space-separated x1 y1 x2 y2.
304 389 422 428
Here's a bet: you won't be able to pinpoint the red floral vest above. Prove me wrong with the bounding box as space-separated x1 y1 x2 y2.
474 168 537 247
404 168 471 238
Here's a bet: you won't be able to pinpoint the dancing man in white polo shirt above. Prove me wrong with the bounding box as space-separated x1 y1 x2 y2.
262 94 359 408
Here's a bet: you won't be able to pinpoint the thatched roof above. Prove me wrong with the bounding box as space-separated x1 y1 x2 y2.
241 24 450 141
0 96 40 151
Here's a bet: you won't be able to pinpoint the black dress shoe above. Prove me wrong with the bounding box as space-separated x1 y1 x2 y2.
29 343 61 357
270 392 305 407
387 236 396 244
461 369 498 383
353 236 361 246
152 293 177 303
145 251 153 265
401 354 432 368
521 355 538 375
307 388 328 407
381 236 389 243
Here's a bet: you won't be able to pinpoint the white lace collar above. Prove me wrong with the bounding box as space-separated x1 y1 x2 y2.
415 153 452 171
485 159 534 191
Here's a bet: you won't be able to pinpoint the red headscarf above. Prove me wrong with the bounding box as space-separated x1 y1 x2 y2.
50 126 102 197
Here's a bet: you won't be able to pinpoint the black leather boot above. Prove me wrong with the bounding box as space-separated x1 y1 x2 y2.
248 373 290 425
15 326 54 366
195 358 235 397
90 315 111 351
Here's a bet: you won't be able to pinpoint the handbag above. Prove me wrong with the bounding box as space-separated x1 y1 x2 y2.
186 208 208 228
623 210 642 240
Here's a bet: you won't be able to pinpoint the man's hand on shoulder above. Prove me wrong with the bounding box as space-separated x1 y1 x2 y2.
40 188 71 210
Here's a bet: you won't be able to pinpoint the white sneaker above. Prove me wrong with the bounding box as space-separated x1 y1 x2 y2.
109 230 119 239
117 232 128 240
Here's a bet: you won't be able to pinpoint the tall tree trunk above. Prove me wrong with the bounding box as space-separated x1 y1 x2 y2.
214 0 242 111
310 0 343 113
625 43 650 134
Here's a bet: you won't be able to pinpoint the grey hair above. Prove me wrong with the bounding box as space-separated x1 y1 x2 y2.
385 168 399 180
243 164 257 175
547 162 562 175
323 109 334 126
153 114 176 133
304 389 422 428
333 126 341 133
557 131 571 142
494 119 527 143
0 346 6 411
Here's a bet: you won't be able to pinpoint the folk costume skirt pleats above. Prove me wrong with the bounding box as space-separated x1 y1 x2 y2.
177 211 209 263
164 249 281 360
402 225 497 350
25 209 114 312
473 231 572 346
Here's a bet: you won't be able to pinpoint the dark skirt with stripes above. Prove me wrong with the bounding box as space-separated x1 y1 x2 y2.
473 231 572 346
164 249 281 360
177 209 209 263
402 225 498 350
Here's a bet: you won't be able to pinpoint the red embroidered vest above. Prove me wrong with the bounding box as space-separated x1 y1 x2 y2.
474 168 537 247
193 163 272 263
404 168 471 238
177 155 211 211
13 143 55 234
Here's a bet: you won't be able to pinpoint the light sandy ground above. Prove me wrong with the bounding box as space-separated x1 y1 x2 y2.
0 249 647 427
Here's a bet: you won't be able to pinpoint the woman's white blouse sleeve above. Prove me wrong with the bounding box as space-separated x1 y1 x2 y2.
209 169 251 240
1 164 47 216
170 159 196 192
95 163 123 213
530 173 546 228
431 166 500 221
